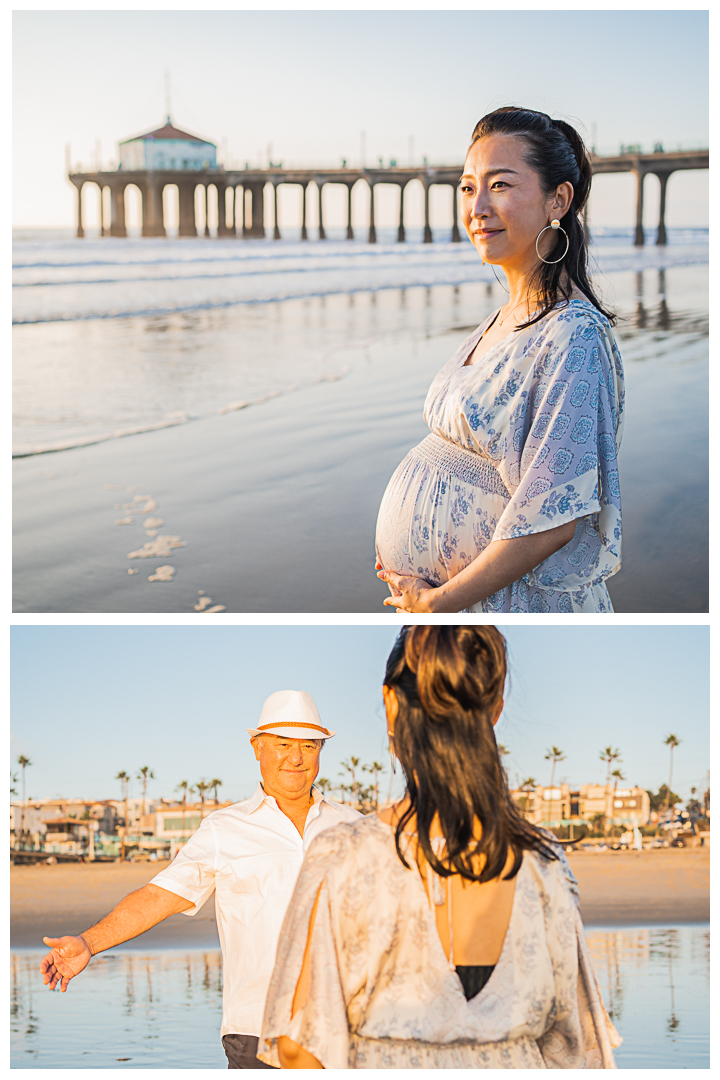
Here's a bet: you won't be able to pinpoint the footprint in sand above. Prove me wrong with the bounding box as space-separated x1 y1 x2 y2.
194 590 226 613
122 494 158 514
128 536 186 559
149 565 176 582
144 516 164 538
107 486 197 592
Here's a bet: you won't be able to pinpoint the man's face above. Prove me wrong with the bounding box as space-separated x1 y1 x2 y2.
252 734 322 801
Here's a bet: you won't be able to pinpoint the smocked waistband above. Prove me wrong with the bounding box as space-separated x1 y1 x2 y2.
410 433 511 497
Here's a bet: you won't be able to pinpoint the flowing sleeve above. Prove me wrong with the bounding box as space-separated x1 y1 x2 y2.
537 847 622 1068
257 825 366 1069
491 312 624 565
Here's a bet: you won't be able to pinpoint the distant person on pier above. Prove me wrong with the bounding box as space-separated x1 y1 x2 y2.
259 625 621 1068
376 106 625 613
39 691 360 1069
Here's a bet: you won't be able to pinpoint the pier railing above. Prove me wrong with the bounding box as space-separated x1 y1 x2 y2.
68 148 708 247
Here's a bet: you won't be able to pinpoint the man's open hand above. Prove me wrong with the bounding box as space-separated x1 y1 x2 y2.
40 935 92 992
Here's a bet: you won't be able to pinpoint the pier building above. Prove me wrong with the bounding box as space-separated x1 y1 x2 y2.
119 116 216 172
69 119 708 246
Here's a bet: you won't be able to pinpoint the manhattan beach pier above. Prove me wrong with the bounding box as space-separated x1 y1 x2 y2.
68 116 709 247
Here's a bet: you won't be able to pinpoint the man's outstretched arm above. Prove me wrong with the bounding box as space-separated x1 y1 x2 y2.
40 883 194 992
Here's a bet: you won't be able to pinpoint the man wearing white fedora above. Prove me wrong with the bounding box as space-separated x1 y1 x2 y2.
38 691 361 1068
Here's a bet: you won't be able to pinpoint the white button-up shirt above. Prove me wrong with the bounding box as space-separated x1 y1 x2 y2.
149 783 361 1037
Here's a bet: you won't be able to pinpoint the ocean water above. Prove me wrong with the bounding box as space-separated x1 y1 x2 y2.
12 228 708 612
586 924 710 1069
9 925 710 1068
12 227 708 457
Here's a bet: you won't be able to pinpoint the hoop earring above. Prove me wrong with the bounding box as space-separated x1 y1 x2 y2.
536 219 569 264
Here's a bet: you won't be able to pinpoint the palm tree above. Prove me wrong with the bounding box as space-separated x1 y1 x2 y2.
175 780 193 839
516 777 536 817
340 757 361 808
17 755 32 848
544 747 566 820
497 743 510 778
664 734 681 827
341 757 360 783
210 778 223 805
136 766 155 818
544 747 565 791
609 768 626 835
362 761 386 811
599 746 622 834
196 780 211 822
115 770 130 859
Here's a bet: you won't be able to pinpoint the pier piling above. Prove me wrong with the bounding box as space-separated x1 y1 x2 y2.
69 149 706 243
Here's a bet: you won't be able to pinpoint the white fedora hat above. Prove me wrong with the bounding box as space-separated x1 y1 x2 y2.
247 690 335 740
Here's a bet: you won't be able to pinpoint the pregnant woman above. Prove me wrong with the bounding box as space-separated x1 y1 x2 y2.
375 107 625 613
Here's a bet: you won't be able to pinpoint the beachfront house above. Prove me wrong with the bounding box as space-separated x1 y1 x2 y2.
119 117 217 171
511 783 651 831
10 798 119 850
42 817 93 855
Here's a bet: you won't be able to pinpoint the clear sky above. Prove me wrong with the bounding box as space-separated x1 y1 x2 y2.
13 8 709 229
10 625 709 806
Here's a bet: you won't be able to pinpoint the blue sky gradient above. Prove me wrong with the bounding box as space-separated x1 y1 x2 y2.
11 625 709 805
13 9 708 228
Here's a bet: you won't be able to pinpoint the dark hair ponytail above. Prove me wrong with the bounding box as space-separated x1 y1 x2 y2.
384 625 558 883
470 106 616 328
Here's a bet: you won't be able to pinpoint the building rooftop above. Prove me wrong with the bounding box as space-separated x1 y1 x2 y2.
120 117 215 146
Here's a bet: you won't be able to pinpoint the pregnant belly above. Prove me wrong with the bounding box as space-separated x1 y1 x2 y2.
375 433 511 586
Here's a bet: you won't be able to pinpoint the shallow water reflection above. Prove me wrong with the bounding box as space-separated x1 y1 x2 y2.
10 925 709 1069
585 924 709 1069
10 949 226 1069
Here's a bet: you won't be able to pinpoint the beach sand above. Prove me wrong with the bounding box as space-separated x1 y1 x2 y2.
11 847 709 949
13 344 407 614
11 860 220 949
568 848 709 925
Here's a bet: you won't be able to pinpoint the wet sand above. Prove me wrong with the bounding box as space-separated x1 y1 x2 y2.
11 847 709 948
13 266 708 613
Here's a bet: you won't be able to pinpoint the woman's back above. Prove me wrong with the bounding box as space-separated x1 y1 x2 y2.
377 802 517 968
259 626 621 1069
259 813 620 1068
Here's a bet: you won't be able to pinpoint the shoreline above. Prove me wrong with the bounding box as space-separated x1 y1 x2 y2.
11 848 709 948
13 264 708 613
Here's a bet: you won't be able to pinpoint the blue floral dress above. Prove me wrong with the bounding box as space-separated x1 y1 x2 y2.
375 300 625 613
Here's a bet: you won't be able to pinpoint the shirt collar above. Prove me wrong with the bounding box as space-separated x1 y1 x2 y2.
247 780 327 813
247 782 268 813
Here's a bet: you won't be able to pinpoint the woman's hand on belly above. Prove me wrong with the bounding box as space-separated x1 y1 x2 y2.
377 520 578 612
377 567 442 613
376 558 447 613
